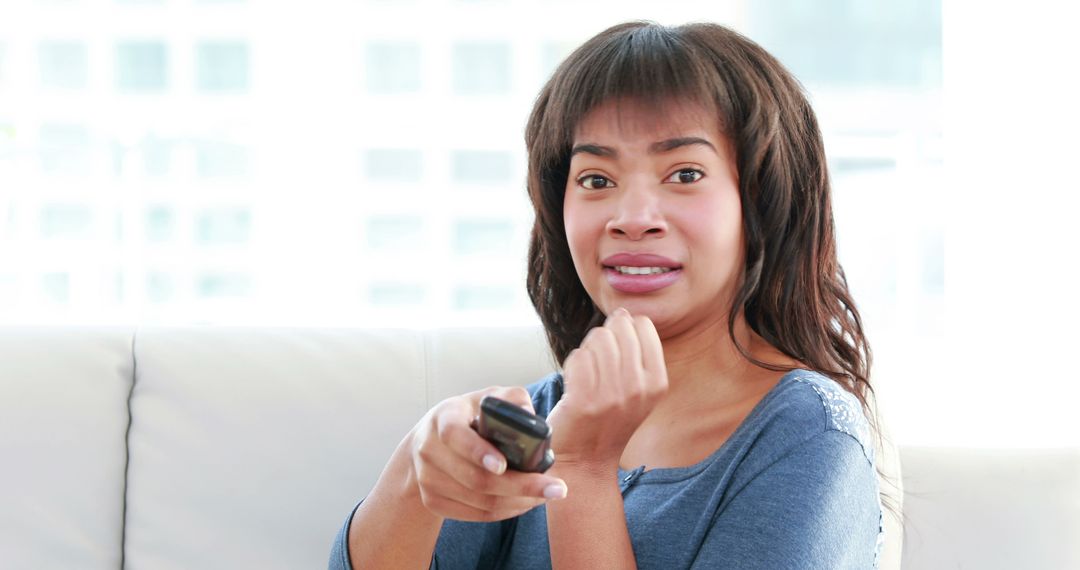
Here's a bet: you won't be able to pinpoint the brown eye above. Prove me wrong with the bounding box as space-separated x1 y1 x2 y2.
667 169 704 184
579 174 613 190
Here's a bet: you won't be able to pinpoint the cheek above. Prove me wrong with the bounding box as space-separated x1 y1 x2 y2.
679 193 743 263
563 200 601 263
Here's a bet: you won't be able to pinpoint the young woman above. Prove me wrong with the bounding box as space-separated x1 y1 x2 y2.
331 21 893 569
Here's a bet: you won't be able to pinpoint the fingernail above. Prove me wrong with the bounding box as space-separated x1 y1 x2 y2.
483 454 505 474
543 482 567 500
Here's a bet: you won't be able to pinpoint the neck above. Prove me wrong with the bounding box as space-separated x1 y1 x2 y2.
656 313 791 411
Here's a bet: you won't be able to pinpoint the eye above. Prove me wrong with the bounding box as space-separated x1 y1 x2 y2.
666 168 705 184
577 174 615 190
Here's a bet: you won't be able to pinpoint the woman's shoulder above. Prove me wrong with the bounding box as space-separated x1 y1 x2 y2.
758 369 876 466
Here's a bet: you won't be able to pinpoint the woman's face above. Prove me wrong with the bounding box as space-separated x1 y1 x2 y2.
563 97 744 337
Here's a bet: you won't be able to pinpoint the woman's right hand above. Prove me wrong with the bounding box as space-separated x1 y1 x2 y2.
406 385 568 522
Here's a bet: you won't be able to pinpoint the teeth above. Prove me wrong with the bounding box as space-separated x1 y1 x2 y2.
614 266 674 275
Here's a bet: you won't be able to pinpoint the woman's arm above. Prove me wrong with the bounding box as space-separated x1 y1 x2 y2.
542 309 669 569
335 386 567 570
344 432 445 570
545 461 637 569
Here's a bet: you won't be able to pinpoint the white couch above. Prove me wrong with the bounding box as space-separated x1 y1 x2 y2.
1 326 1077 569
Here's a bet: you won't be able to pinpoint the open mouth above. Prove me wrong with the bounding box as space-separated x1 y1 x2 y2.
606 265 677 275
602 265 683 293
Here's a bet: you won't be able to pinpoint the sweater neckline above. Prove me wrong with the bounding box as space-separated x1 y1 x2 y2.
615 368 812 483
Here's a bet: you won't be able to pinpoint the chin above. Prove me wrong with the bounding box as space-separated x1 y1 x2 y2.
601 298 670 323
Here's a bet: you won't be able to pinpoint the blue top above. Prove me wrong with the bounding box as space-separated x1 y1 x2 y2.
330 369 884 569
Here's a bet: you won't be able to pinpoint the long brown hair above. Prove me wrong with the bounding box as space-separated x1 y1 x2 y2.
523 21 900 519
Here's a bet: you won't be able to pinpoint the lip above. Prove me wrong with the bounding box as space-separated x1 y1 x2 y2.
600 253 682 269
599 253 684 294
603 267 682 294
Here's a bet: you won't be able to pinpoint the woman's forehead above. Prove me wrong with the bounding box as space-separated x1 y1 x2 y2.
571 97 722 144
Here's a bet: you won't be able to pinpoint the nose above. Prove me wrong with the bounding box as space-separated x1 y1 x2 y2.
606 183 668 240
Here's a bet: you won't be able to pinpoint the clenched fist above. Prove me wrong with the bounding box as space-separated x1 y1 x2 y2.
546 307 669 470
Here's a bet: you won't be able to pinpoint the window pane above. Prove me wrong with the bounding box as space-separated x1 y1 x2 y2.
145 206 174 242
369 282 425 306
365 43 421 93
365 149 422 182
747 0 941 87
367 216 424 251
454 220 513 255
138 135 173 176
451 150 511 184
453 285 514 310
197 42 249 92
41 272 70 304
452 43 511 95
39 124 91 175
40 204 92 239
196 272 251 298
116 41 167 91
195 208 251 244
39 41 87 89
146 272 174 303
195 140 248 178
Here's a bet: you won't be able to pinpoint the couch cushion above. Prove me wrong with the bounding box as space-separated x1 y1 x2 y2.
0 327 133 570
423 326 555 406
124 326 556 570
900 446 1080 569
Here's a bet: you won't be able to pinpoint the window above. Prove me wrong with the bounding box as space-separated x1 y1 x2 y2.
195 208 251 245
366 216 424 251
365 149 423 182
197 272 251 298
452 43 511 95
40 204 92 239
41 273 70 304
39 41 87 89
453 220 514 255
39 124 92 176
145 206 174 242
146 272 175 303
369 282 425 306
197 42 249 92
747 0 941 87
116 41 167 91
451 150 511 185
453 285 514 310
195 140 248 178
140 135 173 177
365 43 421 93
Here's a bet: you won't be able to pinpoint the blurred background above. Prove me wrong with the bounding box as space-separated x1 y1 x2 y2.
0 1 1075 448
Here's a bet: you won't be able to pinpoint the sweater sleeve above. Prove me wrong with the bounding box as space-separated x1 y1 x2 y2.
328 501 360 570
690 429 882 569
327 500 509 570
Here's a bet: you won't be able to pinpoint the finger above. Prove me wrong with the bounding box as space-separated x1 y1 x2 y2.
583 326 620 398
436 404 511 475
485 385 536 414
563 346 599 401
632 315 668 392
416 463 551 521
606 307 643 379
419 437 565 503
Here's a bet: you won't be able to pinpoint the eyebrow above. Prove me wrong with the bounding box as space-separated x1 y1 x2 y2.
569 137 717 159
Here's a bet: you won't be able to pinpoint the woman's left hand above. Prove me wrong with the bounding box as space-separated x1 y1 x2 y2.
545 307 669 472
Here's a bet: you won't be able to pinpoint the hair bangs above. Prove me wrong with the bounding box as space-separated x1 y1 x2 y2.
542 22 724 158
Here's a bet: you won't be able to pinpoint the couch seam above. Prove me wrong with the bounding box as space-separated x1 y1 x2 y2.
120 326 139 570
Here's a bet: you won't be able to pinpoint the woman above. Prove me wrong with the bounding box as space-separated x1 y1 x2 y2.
331 21 893 569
